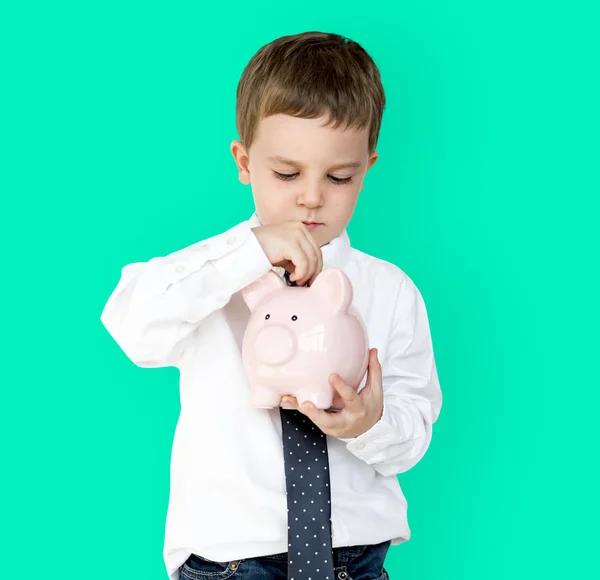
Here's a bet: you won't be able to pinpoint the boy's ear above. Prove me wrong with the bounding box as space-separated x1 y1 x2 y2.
230 140 251 185
360 151 379 192
367 151 379 170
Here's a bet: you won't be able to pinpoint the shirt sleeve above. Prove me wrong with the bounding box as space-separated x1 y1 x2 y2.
100 219 273 368
338 275 443 476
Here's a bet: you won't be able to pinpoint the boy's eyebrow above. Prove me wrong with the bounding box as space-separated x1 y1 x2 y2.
268 156 362 171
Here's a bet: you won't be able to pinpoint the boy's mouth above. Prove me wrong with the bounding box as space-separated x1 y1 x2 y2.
302 221 322 231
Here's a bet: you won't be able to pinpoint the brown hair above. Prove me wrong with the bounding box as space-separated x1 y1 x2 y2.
236 32 386 154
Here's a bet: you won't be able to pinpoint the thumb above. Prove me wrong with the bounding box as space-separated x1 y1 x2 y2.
359 349 378 399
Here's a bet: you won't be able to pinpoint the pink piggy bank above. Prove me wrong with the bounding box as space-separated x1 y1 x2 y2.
241 268 369 411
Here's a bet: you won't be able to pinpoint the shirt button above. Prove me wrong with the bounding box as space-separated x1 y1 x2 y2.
338 572 348 580
227 236 237 245
175 264 185 273
356 443 366 450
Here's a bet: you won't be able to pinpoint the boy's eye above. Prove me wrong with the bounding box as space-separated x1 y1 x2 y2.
274 171 299 181
328 175 353 185
273 171 353 185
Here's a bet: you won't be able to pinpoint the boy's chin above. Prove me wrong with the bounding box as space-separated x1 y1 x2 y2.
311 229 331 247
312 227 338 247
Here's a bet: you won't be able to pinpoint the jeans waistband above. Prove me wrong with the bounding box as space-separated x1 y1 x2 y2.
261 540 391 568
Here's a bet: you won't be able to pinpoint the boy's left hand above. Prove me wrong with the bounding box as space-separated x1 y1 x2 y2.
281 348 384 439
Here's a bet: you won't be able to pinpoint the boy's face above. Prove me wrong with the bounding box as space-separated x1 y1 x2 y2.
231 114 378 247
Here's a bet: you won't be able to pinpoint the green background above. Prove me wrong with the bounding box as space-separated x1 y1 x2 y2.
2 1 598 578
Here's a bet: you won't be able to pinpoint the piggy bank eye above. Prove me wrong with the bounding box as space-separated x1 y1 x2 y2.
291 315 298 321
265 314 270 320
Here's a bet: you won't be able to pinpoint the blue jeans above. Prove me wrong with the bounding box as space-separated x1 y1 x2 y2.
180 540 391 580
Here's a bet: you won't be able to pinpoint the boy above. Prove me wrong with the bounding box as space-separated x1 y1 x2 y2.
101 31 442 580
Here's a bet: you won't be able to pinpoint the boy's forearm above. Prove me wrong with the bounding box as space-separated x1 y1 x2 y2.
339 275 442 476
339 373 441 476
100 220 272 368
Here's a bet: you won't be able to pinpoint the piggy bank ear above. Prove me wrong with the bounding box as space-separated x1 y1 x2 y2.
310 269 353 314
242 271 286 311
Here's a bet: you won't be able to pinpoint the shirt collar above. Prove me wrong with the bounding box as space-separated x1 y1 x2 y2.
247 212 352 272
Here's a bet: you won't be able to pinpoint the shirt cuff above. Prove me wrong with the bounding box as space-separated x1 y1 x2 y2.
338 399 399 463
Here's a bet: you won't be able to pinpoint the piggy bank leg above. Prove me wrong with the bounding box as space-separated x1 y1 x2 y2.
251 386 282 409
296 387 334 411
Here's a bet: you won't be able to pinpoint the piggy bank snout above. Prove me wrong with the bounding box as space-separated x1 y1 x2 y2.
253 325 296 365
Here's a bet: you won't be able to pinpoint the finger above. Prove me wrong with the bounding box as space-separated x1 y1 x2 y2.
288 243 310 284
277 259 295 276
289 232 315 285
328 374 362 411
309 250 323 287
299 401 342 430
358 382 372 400
281 395 298 410
304 230 323 286
361 349 383 402
303 231 322 286
295 236 318 286
367 348 382 389
302 230 323 286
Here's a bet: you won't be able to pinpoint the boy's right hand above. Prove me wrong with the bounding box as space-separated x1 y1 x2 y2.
252 221 323 286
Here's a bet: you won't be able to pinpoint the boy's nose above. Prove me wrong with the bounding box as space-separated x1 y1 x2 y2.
297 185 323 208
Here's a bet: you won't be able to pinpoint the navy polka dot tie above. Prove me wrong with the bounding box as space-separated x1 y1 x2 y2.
280 270 335 580
280 408 335 580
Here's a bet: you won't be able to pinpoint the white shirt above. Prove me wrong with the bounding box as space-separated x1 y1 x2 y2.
100 212 442 580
